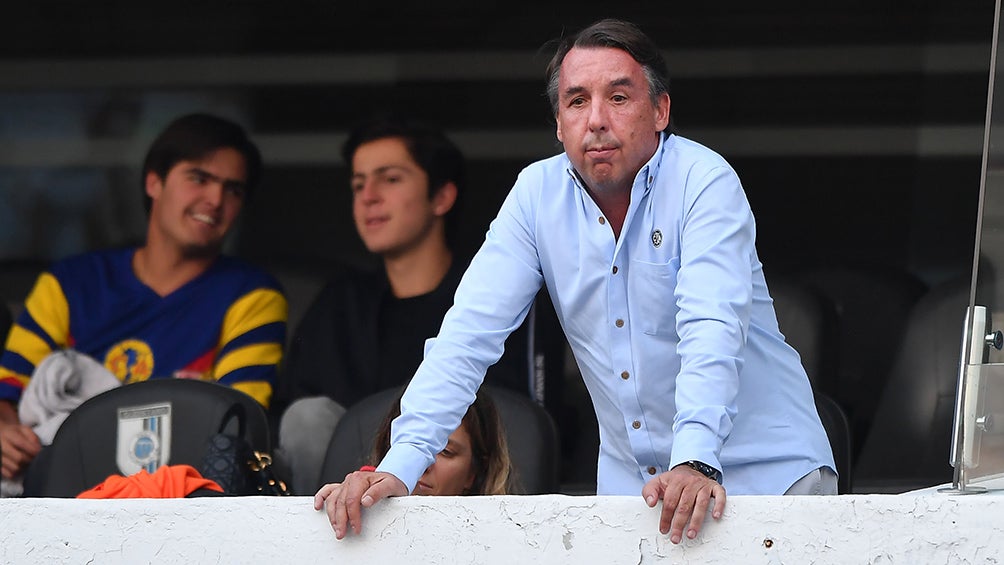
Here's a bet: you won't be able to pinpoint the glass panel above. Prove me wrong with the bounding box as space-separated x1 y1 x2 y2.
950 0 1004 492
957 362 1004 485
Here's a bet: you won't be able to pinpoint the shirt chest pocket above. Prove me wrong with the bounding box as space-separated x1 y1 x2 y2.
628 257 680 337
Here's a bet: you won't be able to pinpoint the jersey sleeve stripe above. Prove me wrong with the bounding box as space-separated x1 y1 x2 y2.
217 321 285 357
219 288 288 347
0 349 35 378
5 324 56 368
228 380 272 408
214 342 282 380
23 273 70 347
0 370 30 400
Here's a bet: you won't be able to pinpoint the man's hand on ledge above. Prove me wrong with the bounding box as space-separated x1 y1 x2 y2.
314 470 409 539
313 464 726 544
642 465 726 544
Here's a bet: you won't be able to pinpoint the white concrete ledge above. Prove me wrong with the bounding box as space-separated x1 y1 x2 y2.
2 494 1003 563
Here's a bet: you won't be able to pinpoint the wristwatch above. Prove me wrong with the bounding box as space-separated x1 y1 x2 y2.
678 460 723 484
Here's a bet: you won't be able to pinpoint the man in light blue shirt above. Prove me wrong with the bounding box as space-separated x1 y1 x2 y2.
318 18 836 544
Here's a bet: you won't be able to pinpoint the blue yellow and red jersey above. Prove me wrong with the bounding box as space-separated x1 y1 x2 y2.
0 248 286 407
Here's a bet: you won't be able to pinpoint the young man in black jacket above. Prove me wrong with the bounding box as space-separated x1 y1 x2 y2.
273 117 534 494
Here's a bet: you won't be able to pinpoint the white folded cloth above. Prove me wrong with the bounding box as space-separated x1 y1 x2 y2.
1 349 121 497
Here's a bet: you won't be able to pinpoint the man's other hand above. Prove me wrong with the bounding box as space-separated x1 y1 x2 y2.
641 464 726 544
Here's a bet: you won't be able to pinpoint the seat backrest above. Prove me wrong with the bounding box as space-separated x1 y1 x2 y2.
22 379 270 497
768 275 838 392
814 389 853 494
797 266 928 450
317 387 400 486
854 278 969 492
317 385 560 495
267 263 330 350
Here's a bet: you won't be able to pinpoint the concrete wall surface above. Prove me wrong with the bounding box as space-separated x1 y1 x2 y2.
1 494 1002 564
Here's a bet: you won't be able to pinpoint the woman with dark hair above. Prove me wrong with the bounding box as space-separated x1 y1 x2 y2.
314 391 514 519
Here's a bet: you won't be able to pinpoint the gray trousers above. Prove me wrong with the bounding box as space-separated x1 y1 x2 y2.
277 396 346 496
784 466 838 495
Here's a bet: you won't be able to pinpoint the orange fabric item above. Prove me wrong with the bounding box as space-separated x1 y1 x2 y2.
76 464 224 499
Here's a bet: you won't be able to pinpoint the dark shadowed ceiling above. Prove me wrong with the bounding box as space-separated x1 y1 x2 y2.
1 1 994 57
0 1 998 284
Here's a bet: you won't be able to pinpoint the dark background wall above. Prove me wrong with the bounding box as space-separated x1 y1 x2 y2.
0 1 994 285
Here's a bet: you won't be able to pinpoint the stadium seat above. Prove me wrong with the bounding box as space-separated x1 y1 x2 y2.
853 278 969 493
22 378 271 497
317 384 560 495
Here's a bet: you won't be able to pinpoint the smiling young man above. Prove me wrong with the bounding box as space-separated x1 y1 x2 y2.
0 114 287 483
319 19 836 542
273 117 531 495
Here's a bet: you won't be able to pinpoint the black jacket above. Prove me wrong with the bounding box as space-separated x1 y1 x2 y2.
273 259 532 416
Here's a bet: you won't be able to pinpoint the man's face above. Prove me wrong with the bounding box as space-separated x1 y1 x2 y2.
555 47 670 194
351 137 452 258
145 147 247 257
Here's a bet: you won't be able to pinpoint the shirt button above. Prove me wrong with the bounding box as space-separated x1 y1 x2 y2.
621 371 629 380
612 266 618 274
615 319 624 328
598 216 606 225
648 466 657 475
632 420 641 429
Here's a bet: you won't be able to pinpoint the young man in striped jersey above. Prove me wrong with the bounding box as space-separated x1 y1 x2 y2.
0 113 287 483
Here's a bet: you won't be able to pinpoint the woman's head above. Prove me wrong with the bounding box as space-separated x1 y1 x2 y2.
372 391 514 495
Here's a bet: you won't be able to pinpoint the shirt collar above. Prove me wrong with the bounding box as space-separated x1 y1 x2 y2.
636 132 668 196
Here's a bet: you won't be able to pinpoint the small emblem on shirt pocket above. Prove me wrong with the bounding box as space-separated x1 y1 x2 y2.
651 229 663 248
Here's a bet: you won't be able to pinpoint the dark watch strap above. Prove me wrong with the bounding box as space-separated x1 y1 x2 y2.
679 460 723 484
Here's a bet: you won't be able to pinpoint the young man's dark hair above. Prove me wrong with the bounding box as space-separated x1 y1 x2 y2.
141 113 263 213
544 19 672 132
341 116 466 246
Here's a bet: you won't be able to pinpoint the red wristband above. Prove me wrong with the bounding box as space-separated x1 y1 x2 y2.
359 465 377 472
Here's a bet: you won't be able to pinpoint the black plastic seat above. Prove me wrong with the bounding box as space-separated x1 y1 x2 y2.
814 389 853 493
797 266 928 454
768 274 838 392
22 378 270 497
317 384 560 495
853 278 969 493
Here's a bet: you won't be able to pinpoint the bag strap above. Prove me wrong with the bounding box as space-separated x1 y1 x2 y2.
216 403 247 438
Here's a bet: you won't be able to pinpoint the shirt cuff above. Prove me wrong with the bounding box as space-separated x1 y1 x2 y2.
376 442 432 494
669 424 722 473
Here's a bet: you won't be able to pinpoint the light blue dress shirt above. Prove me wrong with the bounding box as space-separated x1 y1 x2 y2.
379 133 836 495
